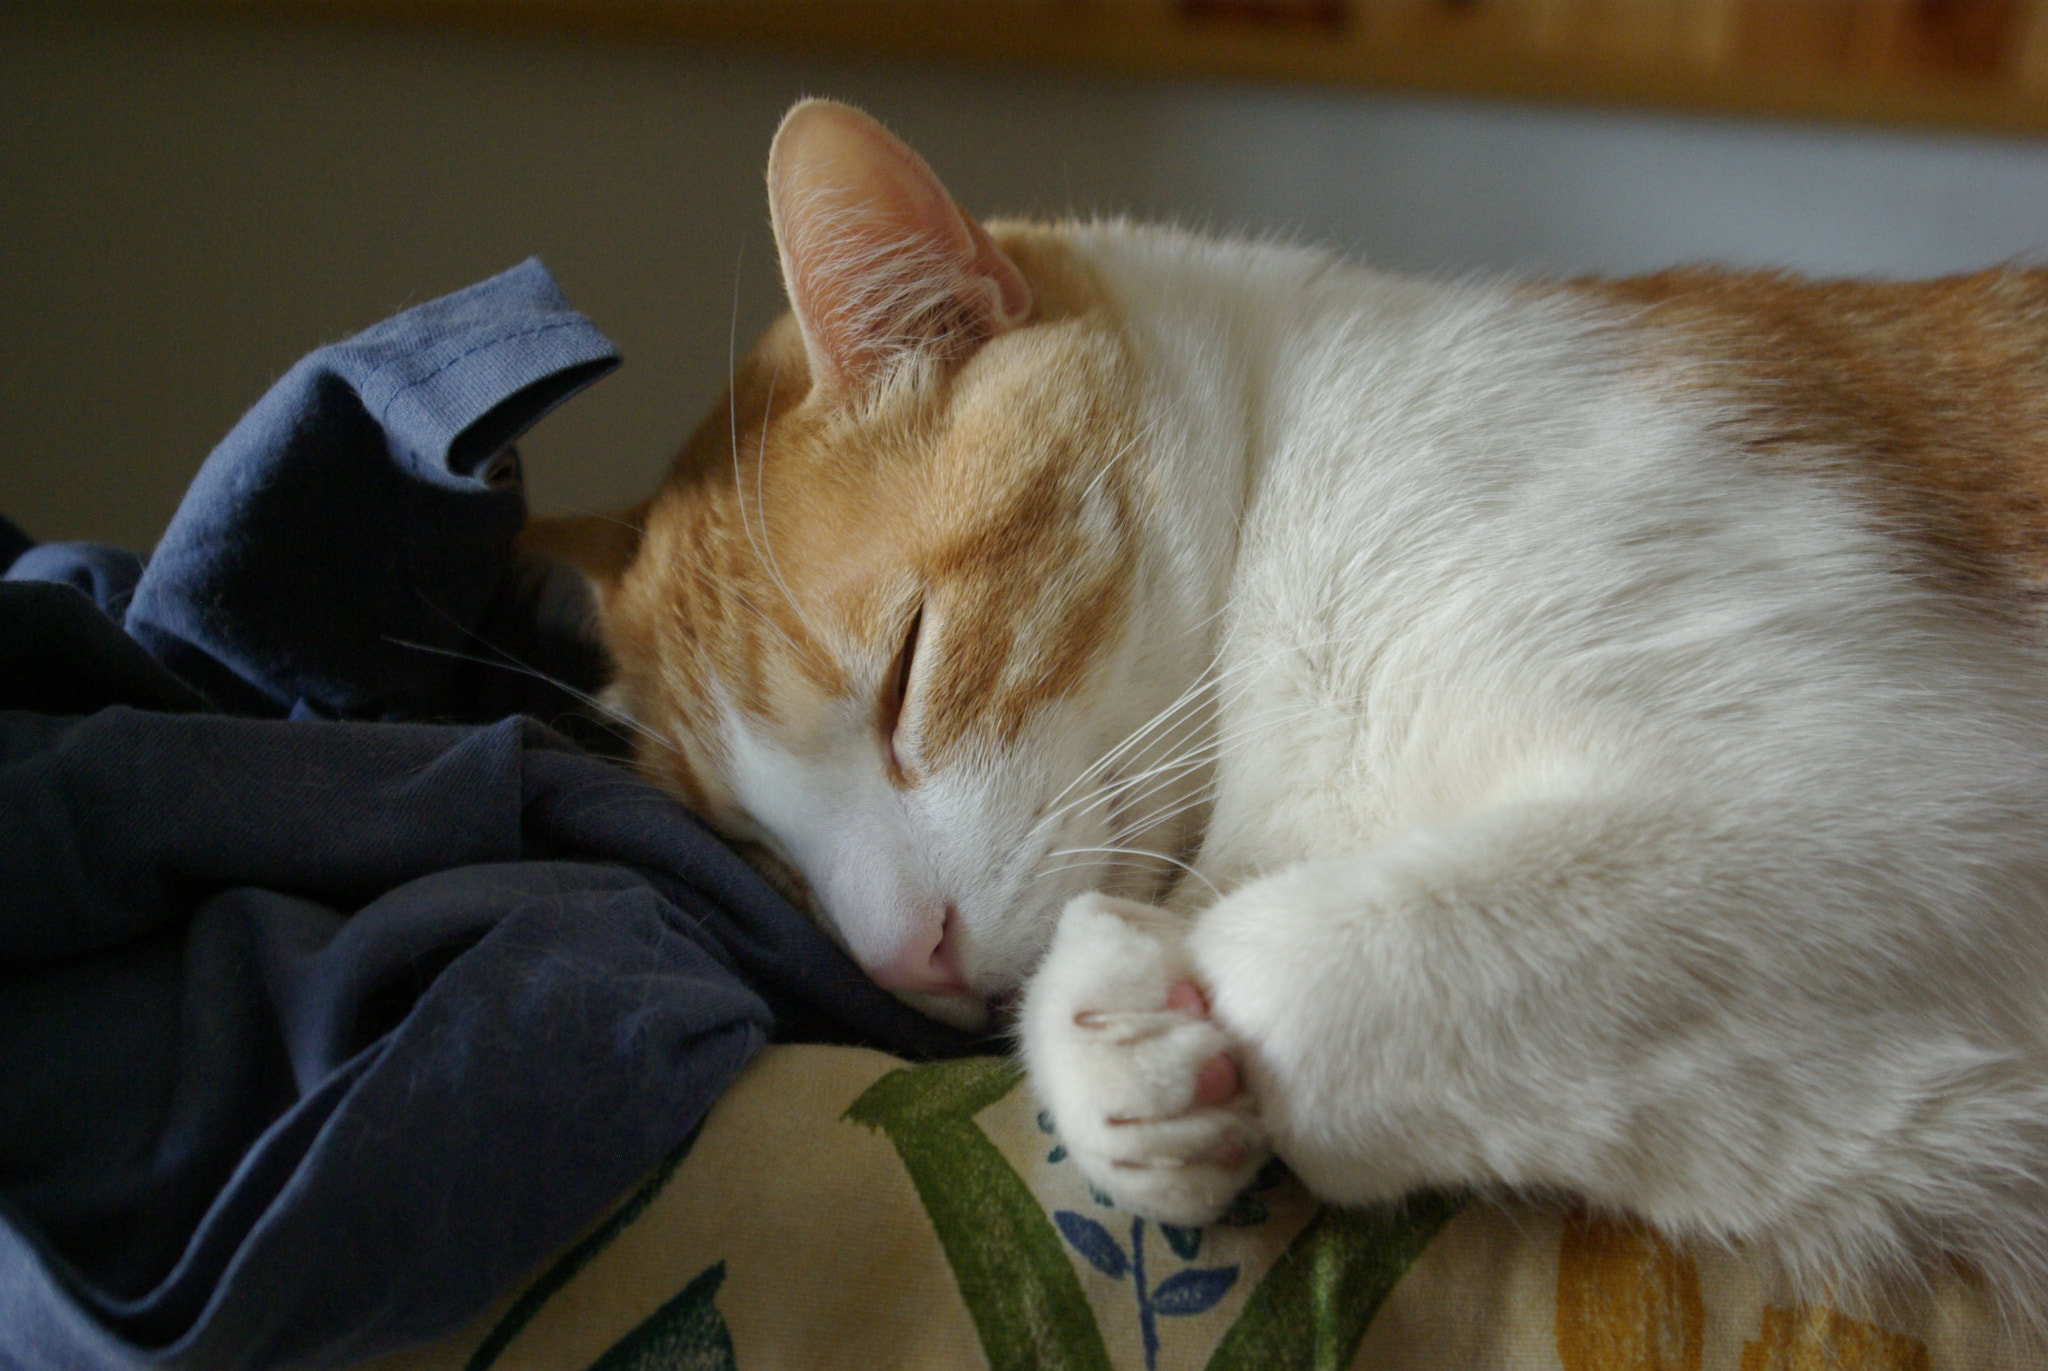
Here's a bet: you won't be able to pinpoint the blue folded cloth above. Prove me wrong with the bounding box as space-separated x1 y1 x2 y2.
1 263 978 1371
123 258 618 721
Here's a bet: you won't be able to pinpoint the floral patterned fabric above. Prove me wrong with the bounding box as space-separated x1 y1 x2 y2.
361 1046 2027 1371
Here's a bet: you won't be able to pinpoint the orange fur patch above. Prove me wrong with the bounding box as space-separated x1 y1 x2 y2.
1579 268 2048 629
585 227 1143 819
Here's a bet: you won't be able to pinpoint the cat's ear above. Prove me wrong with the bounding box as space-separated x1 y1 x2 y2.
519 509 644 604
767 98 1033 401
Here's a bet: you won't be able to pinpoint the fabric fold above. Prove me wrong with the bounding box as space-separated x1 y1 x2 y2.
1 263 982 1371
119 259 619 721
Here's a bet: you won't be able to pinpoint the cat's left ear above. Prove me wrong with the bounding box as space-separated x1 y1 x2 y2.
767 98 1033 402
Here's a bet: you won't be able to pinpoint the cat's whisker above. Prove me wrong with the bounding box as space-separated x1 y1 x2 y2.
1110 788 1219 855
752 368 807 629
1037 658 1224 818
380 634 676 758
397 596 683 753
1032 721 1202 836
727 365 836 676
664 281 811 675
1073 739 1239 847
558 510 647 539
1039 843 1222 902
1036 699 1338 856
1059 740 1219 834
1029 729 1238 871
1031 859 1125 885
1031 706 1221 844
1034 693 1337 866
1054 636 1241 789
1034 635 1348 834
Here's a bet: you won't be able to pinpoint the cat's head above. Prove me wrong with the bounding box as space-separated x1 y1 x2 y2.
531 100 1206 1029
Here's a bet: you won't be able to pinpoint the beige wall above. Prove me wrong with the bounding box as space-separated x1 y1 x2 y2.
7 10 2048 550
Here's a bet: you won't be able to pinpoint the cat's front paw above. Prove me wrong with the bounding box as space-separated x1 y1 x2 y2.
1020 893 1268 1224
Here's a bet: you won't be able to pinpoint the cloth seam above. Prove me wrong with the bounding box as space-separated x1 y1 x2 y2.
367 319 596 430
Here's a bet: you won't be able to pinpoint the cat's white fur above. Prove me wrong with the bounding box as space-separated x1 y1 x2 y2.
996 224 2048 1316
704 215 2048 1316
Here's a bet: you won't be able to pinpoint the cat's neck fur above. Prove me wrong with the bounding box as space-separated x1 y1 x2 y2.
1050 221 1279 617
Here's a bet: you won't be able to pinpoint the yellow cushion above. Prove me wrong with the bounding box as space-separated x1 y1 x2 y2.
359 1045 2025 1370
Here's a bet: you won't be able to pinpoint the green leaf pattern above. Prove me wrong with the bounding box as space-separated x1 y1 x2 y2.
462 1057 1460 1370
851 1059 1461 1371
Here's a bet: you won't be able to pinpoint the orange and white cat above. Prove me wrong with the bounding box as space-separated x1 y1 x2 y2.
533 99 2048 1326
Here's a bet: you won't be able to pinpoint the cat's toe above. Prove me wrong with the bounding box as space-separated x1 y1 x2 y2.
1092 1091 1266 1223
1189 1051 1239 1108
1021 893 1270 1223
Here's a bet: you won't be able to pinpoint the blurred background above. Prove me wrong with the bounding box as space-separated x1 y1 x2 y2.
7 0 2048 549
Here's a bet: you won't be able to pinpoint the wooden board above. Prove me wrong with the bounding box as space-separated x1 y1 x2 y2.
95 0 2048 135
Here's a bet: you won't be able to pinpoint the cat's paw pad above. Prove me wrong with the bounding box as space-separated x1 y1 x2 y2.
1021 893 1268 1224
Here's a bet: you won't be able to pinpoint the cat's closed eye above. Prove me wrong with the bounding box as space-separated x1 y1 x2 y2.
878 604 921 786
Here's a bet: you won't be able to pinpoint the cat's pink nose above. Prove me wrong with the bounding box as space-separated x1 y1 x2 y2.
868 903 969 995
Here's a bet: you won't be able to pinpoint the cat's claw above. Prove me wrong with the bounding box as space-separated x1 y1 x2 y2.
1021 893 1270 1224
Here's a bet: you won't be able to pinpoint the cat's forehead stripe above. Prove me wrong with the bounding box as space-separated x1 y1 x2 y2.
913 326 1144 764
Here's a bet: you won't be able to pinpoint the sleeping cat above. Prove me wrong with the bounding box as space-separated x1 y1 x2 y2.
529 99 2048 1329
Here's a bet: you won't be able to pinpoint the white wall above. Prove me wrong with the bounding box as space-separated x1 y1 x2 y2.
6 10 2048 548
